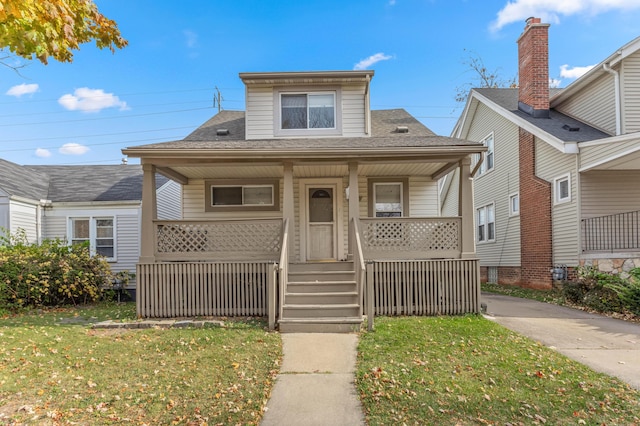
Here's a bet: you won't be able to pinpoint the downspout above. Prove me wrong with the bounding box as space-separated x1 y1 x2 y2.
603 63 622 135
364 74 371 135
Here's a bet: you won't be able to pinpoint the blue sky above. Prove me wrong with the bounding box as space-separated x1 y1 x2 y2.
2 0 640 166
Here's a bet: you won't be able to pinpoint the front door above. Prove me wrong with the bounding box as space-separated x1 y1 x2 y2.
306 186 337 260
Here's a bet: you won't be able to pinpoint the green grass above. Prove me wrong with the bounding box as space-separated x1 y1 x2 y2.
356 316 640 425
481 281 563 303
0 302 281 425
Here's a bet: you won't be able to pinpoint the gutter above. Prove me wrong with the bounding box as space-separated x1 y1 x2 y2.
603 63 622 136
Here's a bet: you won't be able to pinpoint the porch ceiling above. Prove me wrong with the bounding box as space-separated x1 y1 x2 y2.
162 162 450 180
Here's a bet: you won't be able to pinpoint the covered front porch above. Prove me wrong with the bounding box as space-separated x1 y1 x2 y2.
130 153 480 331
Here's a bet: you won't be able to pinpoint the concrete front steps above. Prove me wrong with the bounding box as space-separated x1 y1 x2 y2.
278 261 363 333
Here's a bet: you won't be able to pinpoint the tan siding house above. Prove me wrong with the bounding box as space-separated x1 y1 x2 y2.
446 18 640 288
123 70 484 332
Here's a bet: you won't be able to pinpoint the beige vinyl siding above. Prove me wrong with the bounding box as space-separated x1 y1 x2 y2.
157 180 182 220
440 169 460 217
10 200 38 243
622 51 640 133
245 86 274 139
535 138 579 265
579 135 640 170
245 84 367 139
409 177 438 216
466 103 521 267
580 170 640 218
555 73 616 135
341 85 367 137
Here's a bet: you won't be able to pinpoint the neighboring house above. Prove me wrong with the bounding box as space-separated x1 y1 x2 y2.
122 70 485 332
0 159 182 290
446 17 640 288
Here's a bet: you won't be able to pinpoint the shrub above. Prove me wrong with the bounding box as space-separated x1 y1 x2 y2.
559 267 625 313
0 229 114 309
605 267 640 316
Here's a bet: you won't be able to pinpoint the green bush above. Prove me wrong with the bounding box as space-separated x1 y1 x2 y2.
605 267 640 316
0 229 114 310
560 267 626 313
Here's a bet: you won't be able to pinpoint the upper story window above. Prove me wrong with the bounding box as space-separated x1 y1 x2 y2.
70 217 115 261
509 193 520 216
473 133 495 177
281 93 335 129
275 89 342 137
476 203 495 243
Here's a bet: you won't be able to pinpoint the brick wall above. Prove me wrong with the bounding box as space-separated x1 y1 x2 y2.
519 128 553 288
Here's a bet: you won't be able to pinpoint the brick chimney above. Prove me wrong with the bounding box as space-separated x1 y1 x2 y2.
517 17 550 118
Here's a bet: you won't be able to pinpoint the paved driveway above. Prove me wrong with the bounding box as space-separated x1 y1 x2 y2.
482 292 640 390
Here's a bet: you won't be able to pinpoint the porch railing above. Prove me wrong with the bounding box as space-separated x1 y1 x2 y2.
153 218 282 261
581 210 640 252
350 218 371 330
276 218 289 329
359 217 462 259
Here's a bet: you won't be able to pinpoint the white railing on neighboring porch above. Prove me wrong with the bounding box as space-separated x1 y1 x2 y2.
350 218 370 330
360 217 462 259
275 218 289 330
154 218 282 261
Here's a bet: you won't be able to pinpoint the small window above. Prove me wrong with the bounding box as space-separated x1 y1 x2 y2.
476 203 495 243
554 174 571 204
281 93 335 129
474 133 495 177
509 193 520 216
205 180 279 212
69 217 115 261
374 183 403 218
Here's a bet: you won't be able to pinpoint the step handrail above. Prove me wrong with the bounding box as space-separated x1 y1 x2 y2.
277 218 290 322
351 218 371 330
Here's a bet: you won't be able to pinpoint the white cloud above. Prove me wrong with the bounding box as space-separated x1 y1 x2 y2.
549 78 562 88
6 83 39 97
354 53 393 70
58 88 128 113
59 143 90 155
35 148 52 158
184 30 198 48
389 0 397 5
560 64 595 79
491 0 640 32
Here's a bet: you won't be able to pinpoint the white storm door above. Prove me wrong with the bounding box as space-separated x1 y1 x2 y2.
306 186 337 260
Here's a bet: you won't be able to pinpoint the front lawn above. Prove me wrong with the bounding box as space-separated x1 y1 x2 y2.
357 316 640 425
0 302 281 425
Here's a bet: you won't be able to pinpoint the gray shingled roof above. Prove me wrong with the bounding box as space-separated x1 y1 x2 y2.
1 159 169 203
474 88 610 142
127 109 480 151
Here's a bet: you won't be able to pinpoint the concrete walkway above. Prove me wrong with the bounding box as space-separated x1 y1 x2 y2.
260 333 365 426
482 292 640 389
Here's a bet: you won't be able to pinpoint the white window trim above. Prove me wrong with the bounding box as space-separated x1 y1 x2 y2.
509 192 520 217
474 132 495 177
554 174 571 205
273 87 342 137
68 216 116 262
476 203 495 244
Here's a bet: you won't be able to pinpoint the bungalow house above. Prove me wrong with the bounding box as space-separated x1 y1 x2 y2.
122 70 485 332
445 18 640 288
0 159 181 292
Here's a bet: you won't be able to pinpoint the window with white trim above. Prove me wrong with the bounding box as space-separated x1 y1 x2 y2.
373 182 403 217
281 93 335 129
205 180 279 212
476 203 495 243
69 217 115 260
509 193 520 216
473 133 495 176
554 174 571 204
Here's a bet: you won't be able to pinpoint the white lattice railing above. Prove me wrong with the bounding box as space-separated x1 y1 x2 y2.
359 217 461 259
154 219 283 261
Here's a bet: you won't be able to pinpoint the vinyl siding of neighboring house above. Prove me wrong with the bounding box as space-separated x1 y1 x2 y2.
245 84 367 139
579 136 640 170
0 190 9 236
9 200 39 244
156 180 182 220
554 73 616 135
465 103 521 267
535 138 580 265
622 51 640 133
580 170 640 218
439 169 459 217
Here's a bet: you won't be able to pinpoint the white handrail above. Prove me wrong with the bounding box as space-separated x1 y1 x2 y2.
277 218 289 323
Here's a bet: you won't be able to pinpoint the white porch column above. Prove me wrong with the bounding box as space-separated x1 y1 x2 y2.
348 162 360 254
140 163 157 263
283 162 295 252
459 157 476 259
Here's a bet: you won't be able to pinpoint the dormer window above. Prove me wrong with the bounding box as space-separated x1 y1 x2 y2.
282 93 335 129
274 89 342 137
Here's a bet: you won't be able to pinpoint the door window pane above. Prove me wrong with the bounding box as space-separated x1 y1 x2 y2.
309 189 333 222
